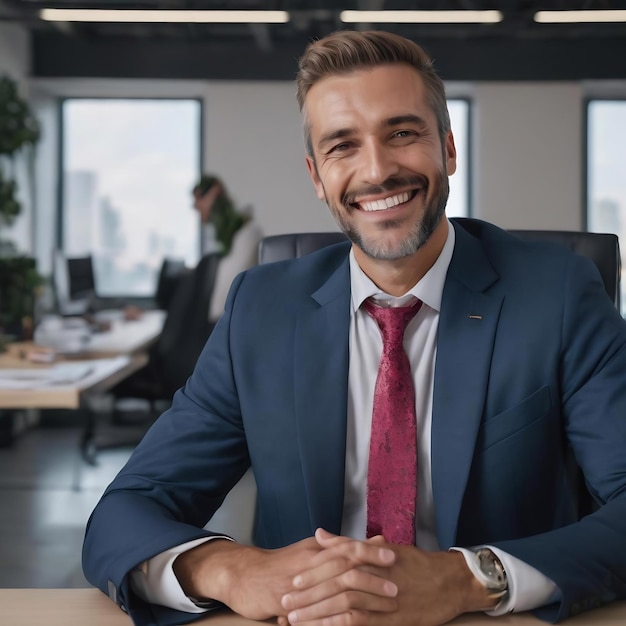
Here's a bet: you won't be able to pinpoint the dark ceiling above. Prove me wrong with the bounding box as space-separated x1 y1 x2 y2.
3 0 626 81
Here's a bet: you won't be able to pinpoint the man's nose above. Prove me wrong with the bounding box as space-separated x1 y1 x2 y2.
359 141 399 186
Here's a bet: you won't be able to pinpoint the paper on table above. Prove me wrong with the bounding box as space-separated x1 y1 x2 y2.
0 369 51 389
0 357 128 389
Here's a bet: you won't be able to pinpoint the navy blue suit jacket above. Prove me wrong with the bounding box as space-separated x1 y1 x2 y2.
83 219 626 625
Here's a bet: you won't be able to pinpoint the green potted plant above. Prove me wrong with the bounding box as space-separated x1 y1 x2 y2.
0 75 41 343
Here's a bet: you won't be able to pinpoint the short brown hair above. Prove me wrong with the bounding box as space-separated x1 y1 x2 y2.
296 30 450 155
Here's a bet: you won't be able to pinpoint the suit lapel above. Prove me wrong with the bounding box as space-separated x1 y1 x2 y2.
294 256 351 535
432 222 503 549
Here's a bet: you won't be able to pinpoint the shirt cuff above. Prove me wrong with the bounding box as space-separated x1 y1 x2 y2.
450 545 560 615
130 536 232 613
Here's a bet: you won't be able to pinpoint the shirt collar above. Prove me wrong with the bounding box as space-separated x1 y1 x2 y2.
349 218 456 314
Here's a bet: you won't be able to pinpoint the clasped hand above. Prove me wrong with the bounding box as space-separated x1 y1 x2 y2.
210 528 473 626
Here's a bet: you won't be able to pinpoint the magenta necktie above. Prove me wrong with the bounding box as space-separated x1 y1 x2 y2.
363 297 422 545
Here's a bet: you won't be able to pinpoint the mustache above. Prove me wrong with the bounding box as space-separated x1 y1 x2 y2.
341 174 428 208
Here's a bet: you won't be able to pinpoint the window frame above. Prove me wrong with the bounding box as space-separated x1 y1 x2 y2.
584 97 626 231
585 96 626 315
57 96 204 301
445 96 472 218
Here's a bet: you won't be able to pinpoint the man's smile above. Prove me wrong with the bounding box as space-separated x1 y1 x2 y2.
351 189 420 212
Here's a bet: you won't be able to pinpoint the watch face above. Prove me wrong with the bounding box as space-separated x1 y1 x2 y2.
476 549 508 591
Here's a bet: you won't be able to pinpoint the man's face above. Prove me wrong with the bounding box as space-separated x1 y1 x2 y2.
305 64 457 261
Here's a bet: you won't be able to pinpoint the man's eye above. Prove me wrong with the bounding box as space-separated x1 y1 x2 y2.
393 130 415 139
330 142 351 153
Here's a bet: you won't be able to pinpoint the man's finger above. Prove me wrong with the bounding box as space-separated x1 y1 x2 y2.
283 567 397 611
285 590 397 624
310 531 395 570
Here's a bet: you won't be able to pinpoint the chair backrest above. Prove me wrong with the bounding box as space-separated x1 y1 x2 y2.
153 252 221 397
509 230 621 309
259 232 349 265
258 229 621 309
154 257 189 311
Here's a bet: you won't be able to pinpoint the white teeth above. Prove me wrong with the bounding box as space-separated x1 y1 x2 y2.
359 191 411 212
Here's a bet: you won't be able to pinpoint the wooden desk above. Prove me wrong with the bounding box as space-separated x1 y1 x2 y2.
0 355 147 410
0 310 166 410
85 309 166 357
5 309 166 361
0 310 165 455
0 589 624 626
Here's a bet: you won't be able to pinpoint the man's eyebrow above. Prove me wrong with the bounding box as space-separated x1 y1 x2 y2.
383 114 428 128
316 115 428 150
317 128 355 150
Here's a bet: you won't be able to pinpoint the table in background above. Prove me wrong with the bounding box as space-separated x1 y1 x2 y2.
0 310 166 459
5 309 166 362
0 354 147 411
0 589 624 626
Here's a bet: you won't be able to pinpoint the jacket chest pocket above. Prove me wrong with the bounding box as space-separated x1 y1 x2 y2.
477 385 553 453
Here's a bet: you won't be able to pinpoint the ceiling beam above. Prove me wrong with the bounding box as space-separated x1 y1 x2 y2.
31 32 626 82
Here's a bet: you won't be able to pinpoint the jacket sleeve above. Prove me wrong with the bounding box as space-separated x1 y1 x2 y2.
82 272 251 626
492 253 626 622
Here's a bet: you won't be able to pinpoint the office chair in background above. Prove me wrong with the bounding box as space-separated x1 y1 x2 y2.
151 252 221 398
81 252 222 463
259 227 621 309
258 226 622 520
154 257 189 311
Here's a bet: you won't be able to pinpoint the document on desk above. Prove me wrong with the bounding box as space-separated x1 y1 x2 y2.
0 357 130 390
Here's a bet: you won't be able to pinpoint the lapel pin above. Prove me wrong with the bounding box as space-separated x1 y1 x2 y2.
468 314 483 320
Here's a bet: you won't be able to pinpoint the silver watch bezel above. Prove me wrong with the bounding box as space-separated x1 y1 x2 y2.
475 548 508 592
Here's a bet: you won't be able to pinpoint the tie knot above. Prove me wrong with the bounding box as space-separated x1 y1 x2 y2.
363 297 422 345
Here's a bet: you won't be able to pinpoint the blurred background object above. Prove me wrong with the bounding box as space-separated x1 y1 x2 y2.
192 173 263 322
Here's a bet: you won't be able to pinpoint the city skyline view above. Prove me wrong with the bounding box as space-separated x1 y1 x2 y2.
62 98 201 296
587 101 626 311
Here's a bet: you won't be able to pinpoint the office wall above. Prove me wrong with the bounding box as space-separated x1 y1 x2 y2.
472 83 583 230
0 13 32 254
203 82 337 235
0 9 29 79
27 77 623 269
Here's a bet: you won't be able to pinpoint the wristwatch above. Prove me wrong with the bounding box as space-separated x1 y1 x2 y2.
470 548 508 599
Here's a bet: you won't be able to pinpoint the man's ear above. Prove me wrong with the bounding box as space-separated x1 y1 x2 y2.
445 131 457 176
305 155 326 202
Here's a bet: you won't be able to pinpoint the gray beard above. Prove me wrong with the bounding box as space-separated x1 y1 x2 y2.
330 174 449 261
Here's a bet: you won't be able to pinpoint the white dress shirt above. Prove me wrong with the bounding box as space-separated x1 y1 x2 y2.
132 220 557 615
204 220 263 323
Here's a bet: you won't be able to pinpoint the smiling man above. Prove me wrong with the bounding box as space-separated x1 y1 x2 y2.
303 61 454 294
83 31 626 626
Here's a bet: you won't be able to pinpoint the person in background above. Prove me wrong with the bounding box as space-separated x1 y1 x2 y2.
83 30 626 626
192 174 262 322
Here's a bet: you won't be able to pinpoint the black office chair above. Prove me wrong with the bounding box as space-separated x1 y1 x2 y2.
258 227 622 519
115 251 221 403
510 229 621 310
154 257 189 311
151 252 221 398
259 228 621 308
81 252 222 463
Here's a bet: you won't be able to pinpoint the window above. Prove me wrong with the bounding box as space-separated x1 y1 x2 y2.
446 99 470 218
587 100 626 312
60 98 201 297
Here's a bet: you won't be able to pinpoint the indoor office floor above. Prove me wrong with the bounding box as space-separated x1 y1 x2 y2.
0 411 134 589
